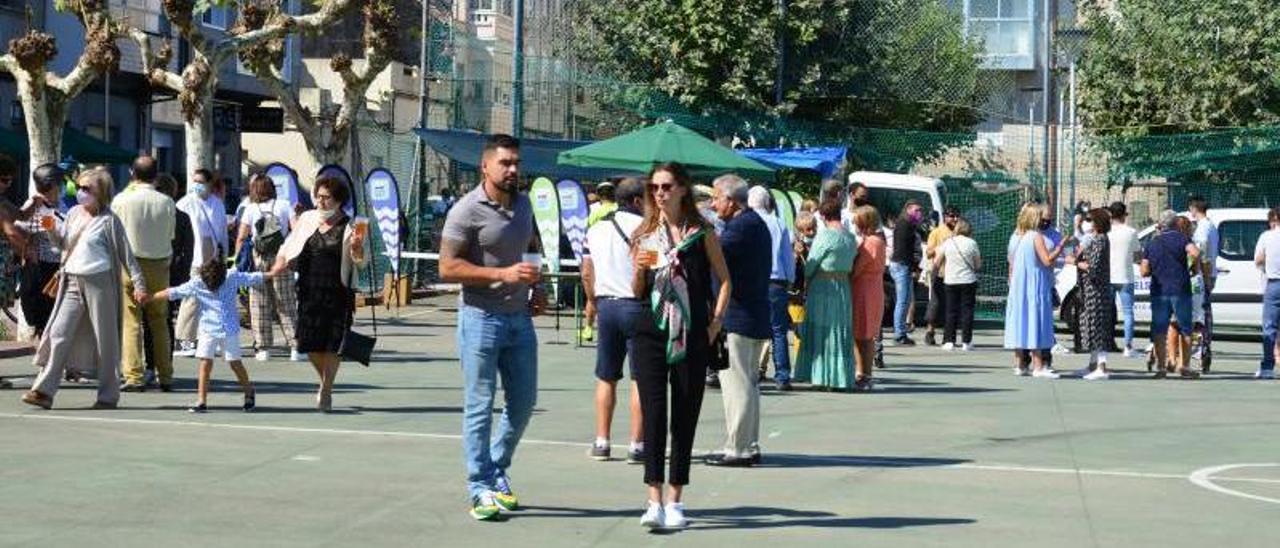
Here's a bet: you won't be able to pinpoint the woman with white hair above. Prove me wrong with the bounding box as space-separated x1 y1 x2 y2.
23 168 148 410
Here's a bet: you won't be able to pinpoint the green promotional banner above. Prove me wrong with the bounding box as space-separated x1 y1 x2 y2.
530 177 562 276
770 188 796 232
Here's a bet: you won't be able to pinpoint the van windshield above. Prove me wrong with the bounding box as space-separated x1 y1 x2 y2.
867 188 934 221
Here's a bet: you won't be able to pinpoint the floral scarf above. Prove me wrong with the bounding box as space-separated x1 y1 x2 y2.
649 226 706 365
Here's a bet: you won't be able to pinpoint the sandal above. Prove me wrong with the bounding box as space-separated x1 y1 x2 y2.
21 390 52 410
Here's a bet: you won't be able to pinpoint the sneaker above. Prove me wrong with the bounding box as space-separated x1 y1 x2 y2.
1123 347 1137 359
174 341 196 357
290 349 306 362
960 343 973 352
589 442 611 461
1032 369 1060 379
120 383 146 393
1254 369 1276 380
188 403 207 413
243 391 256 412
470 492 502 521
254 350 270 362
662 502 688 529
627 447 645 464
639 501 664 529
1014 367 1031 377
493 474 518 511
940 342 955 351
895 336 916 347
1083 369 1110 381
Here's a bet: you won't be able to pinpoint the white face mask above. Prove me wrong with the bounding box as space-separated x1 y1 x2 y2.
322 206 341 220
76 189 96 207
1081 221 1094 235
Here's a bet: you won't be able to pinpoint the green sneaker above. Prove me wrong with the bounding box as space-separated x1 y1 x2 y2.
494 474 519 511
470 492 501 521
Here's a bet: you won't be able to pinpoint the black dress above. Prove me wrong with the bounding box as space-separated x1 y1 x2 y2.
631 230 713 486
294 217 355 353
1080 235 1114 353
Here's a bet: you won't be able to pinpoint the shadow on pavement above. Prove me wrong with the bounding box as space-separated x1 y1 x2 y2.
751 454 970 469
513 505 974 530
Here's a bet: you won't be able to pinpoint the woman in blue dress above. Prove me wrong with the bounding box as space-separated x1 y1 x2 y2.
1005 203 1068 378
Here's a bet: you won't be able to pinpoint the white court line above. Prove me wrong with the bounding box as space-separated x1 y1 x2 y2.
3 413 1278 487
1188 464 1280 505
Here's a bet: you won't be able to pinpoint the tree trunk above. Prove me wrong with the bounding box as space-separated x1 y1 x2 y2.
183 96 214 187
14 78 66 197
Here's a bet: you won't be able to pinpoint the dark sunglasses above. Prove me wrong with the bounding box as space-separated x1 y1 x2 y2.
648 182 675 192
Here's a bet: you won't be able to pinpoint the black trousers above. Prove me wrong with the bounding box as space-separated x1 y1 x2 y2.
926 274 947 327
944 283 977 344
633 323 708 486
18 261 59 335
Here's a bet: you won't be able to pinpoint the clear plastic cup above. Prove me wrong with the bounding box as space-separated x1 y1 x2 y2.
352 216 369 238
521 252 543 270
39 214 55 231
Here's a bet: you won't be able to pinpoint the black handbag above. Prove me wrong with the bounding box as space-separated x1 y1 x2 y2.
709 330 730 371
340 327 376 366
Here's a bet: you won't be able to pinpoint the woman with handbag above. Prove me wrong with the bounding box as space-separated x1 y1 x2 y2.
629 162 731 530
794 192 857 391
270 175 367 412
236 173 301 362
934 218 982 351
22 168 148 410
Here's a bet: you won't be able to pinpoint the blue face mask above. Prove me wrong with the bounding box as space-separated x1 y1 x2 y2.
192 182 207 197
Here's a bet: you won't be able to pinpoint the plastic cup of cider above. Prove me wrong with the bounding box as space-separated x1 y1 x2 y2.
352 217 369 238
40 215 55 231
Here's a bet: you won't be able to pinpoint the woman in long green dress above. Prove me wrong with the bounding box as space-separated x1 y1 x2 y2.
794 197 856 390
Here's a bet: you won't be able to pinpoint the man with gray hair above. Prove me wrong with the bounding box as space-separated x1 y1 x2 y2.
706 175 771 466
747 186 797 389
1142 208 1201 378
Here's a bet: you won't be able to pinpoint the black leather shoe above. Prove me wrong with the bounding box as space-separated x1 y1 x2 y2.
749 452 762 465
776 381 793 392
705 453 755 467
120 383 145 393
159 384 175 393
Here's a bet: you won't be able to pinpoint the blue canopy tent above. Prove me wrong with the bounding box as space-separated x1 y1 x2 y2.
736 147 848 179
413 128 632 181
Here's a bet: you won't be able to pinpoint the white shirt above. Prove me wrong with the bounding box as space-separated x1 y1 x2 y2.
1255 228 1280 280
583 210 642 299
176 193 228 268
1193 215 1220 277
239 199 294 238
1108 222 1139 284
62 214 114 276
941 235 980 285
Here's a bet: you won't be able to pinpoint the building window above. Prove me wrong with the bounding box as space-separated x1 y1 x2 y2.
963 0 1035 70
201 6 235 30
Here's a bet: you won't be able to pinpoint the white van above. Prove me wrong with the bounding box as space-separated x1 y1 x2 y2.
1056 208 1268 331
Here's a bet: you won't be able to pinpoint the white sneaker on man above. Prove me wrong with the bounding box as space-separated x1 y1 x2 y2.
960 343 973 352
1122 347 1137 359
662 502 688 529
941 342 955 351
1032 369 1061 379
255 350 270 362
1255 369 1276 380
1014 367 1030 377
290 349 305 362
173 340 196 357
1083 369 1110 381
639 501 664 529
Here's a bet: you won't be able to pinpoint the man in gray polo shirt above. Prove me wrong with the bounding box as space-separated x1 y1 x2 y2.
440 134 544 521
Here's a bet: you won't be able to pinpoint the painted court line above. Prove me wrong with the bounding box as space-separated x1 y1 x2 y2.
4 412 1278 488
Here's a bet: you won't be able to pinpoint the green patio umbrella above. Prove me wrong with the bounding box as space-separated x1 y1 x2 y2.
557 121 774 179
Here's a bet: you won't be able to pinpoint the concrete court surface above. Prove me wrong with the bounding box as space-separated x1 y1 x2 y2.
0 299 1277 547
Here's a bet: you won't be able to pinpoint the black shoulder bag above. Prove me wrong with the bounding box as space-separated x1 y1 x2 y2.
340 217 379 366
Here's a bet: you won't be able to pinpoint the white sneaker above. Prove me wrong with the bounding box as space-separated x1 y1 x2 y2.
960 343 973 352
662 502 688 529
254 350 270 362
1032 369 1061 379
1255 370 1276 380
290 349 305 362
941 342 955 351
1014 367 1030 377
173 341 196 357
1083 369 1110 381
1123 347 1137 359
640 501 664 529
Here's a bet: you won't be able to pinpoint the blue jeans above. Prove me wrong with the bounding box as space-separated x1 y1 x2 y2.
1261 281 1280 371
1112 283 1135 348
767 284 792 382
457 305 538 499
1150 294 1193 339
889 262 912 338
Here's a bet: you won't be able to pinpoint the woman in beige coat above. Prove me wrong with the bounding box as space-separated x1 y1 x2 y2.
23 169 147 409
